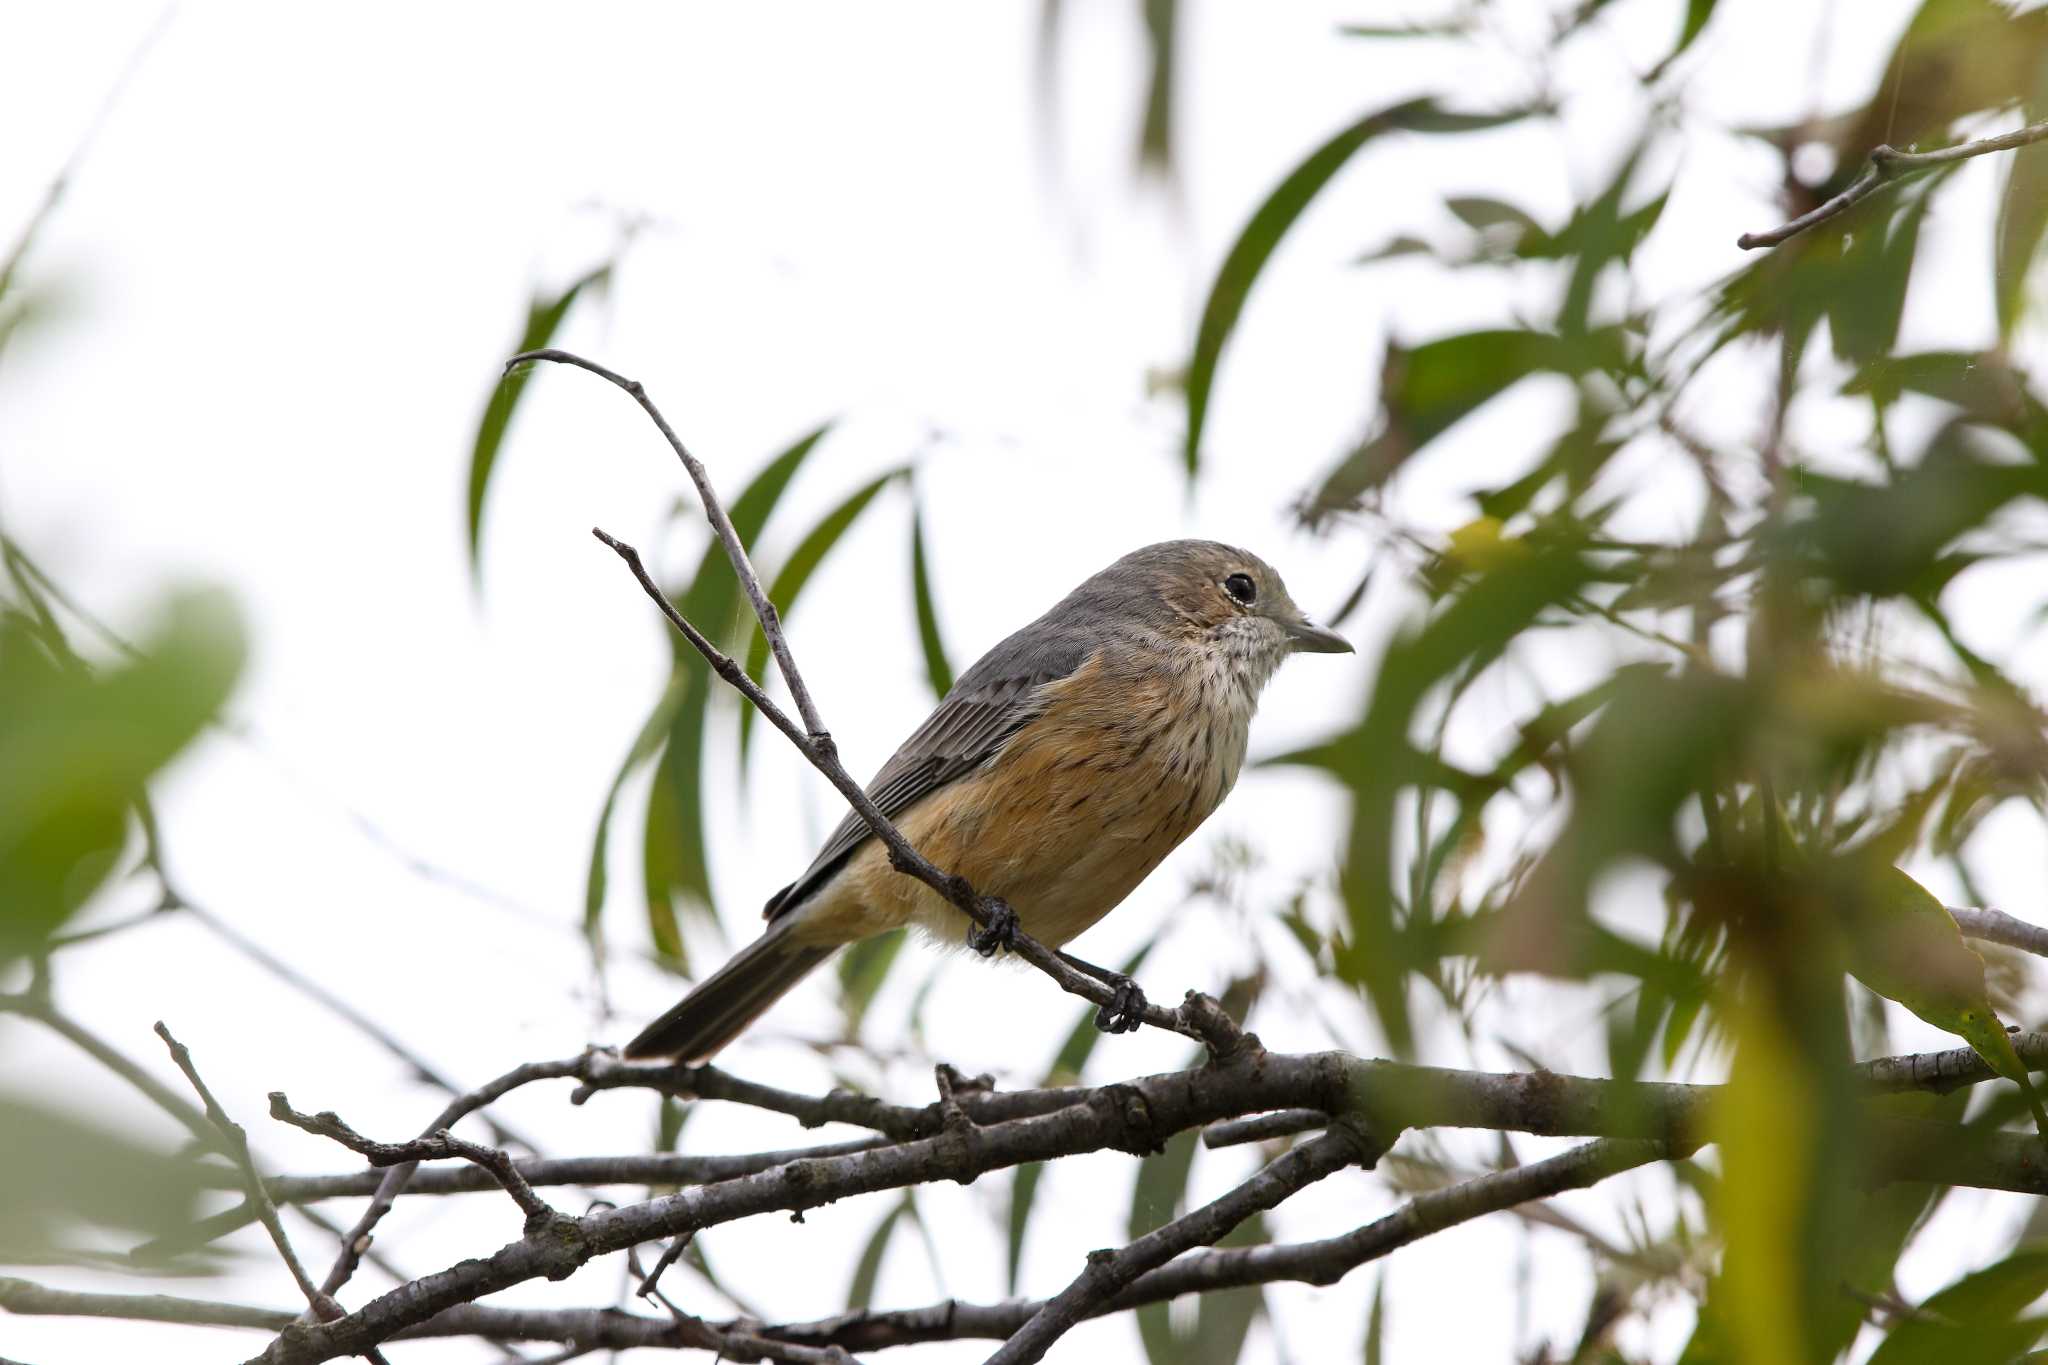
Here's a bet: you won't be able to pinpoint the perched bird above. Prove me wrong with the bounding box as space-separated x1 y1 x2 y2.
625 540 1351 1062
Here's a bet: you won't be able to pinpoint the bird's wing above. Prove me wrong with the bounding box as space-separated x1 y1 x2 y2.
763 625 1097 921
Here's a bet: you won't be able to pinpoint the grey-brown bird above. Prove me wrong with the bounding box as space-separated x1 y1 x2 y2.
625 540 1351 1061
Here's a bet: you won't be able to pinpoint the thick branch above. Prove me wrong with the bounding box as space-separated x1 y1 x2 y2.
236 1031 2048 1364
1738 116 2048 249
1951 906 2048 959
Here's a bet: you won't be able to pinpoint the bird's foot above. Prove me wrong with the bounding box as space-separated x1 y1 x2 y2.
1093 974 1148 1034
967 898 1021 957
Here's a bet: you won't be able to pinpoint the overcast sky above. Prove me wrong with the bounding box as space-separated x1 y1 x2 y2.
12 2 2027 1362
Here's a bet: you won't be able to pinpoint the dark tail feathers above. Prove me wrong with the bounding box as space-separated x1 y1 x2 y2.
623 926 833 1062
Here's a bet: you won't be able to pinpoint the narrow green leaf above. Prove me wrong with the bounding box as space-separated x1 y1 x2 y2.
1133 1126 1203 1364
466 263 611 580
650 423 835 949
1647 0 1719 79
1185 97 1532 477
847 1193 913 1312
640 748 690 972
910 501 955 699
1136 0 1179 180
1364 1271 1387 1365
836 927 906 1037
738 468 906 759
586 671 688 948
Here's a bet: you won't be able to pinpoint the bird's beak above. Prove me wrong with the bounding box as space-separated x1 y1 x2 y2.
1284 617 1353 654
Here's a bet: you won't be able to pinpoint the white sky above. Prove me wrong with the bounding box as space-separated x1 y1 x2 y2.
10 2 2042 1362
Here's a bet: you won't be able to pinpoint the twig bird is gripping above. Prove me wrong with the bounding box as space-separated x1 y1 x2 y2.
625 540 1351 1061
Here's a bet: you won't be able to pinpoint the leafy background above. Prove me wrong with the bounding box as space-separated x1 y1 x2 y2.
13 1 2048 1360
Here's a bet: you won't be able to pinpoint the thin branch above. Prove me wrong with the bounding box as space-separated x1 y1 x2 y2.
303 1055 589 1299
1737 116 2048 249
0 991 221 1155
152 1023 338 1323
505 347 830 741
1201 1108 1330 1149
988 1124 1378 1364
269 1095 556 1225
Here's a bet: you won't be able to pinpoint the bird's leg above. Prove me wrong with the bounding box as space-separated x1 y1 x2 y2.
967 896 1021 957
1057 950 1147 1034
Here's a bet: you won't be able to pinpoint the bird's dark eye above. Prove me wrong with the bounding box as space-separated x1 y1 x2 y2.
1223 573 1257 606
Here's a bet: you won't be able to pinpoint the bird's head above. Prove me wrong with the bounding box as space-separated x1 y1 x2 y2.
1084 540 1352 689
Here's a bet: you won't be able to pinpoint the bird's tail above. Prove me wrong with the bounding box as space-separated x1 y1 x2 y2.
623 922 834 1062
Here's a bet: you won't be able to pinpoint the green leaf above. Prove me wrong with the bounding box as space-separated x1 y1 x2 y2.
1996 68 2048 338
1868 1247 2048 1364
738 468 906 759
0 590 244 959
846 1192 913 1312
646 423 835 952
0 1094 213 1262
910 500 954 699
1322 539 1597 1052
465 263 611 581
1364 1271 1387 1365
586 671 687 951
1185 97 1532 477
1445 195 1542 239
1305 327 1628 521
836 927 906 1038
641 748 691 972
1136 0 1179 181
1650 0 1719 77
1007 939 1157 1291
1132 1126 1203 1364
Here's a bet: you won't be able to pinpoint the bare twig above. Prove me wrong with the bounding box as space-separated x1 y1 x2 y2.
504 348 829 742
0 991 221 1154
1737 116 2048 249
152 1023 338 1323
988 1124 1379 1364
269 1095 556 1224
1201 1107 1330 1149
304 1055 589 1299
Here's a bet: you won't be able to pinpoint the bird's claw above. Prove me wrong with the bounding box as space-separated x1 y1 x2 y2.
968 899 1021 957
1093 975 1147 1034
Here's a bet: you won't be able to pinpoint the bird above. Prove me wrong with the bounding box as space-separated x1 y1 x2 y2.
624 539 1352 1062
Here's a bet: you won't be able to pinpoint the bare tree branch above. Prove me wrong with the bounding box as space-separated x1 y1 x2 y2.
988 1124 1378 1364
152 1022 339 1325
268 1095 556 1224
1737 116 2048 249
1951 905 2048 959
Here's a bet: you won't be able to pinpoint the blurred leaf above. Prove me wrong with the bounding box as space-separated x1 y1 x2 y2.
847 1192 913 1312
641 748 690 972
465 263 611 580
1364 1271 1387 1363
738 467 905 759
1189 1212 1267 1365
1867 1247 2048 1364
0 1096 211 1261
837 927 905 1038
645 424 834 953
1995 66 2048 338
1007 938 1157 1292
1307 327 1628 520
586 672 687 953
1323 539 1597 1052
1649 0 1719 78
910 500 955 699
1137 0 1179 182
1132 1127 1202 1363
1186 97 1533 477
1446 195 1543 239
0 590 243 960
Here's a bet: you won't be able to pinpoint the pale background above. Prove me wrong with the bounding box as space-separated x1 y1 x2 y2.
5 2 2031 1361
